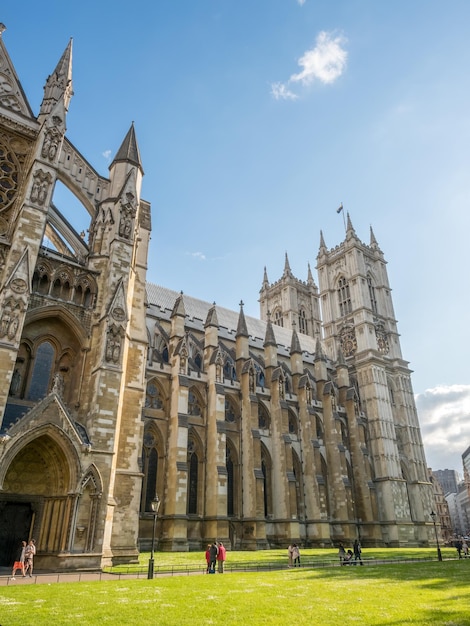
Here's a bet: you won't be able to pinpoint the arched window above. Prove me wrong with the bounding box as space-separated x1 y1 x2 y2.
261 444 272 518
141 429 158 512
187 437 199 515
226 443 235 516
188 389 202 416
194 352 203 372
273 308 283 327
298 309 308 334
258 403 270 430
223 357 237 382
225 397 238 423
368 274 377 313
337 276 352 317
145 380 163 409
288 411 299 436
27 340 55 401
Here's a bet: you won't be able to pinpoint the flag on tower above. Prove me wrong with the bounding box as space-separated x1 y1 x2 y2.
336 203 343 214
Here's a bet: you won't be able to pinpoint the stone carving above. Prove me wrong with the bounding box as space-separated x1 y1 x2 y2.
51 372 64 397
105 326 122 364
30 169 52 206
41 126 61 162
0 297 21 341
118 192 136 240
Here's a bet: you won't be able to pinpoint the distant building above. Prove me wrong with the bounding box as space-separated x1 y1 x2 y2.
428 469 453 543
433 469 460 496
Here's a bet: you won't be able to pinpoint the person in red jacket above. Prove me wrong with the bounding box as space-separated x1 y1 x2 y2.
217 542 227 573
205 545 211 573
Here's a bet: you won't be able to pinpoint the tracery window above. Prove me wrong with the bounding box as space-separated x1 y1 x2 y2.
273 308 283 327
145 380 163 409
258 403 270 430
141 429 158 512
187 438 199 515
27 340 55 401
188 389 202 416
337 276 352 317
368 275 377 313
288 411 298 436
298 309 308 334
225 397 238 422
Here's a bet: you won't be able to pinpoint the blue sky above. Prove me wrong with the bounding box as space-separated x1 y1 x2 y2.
2 1 469 473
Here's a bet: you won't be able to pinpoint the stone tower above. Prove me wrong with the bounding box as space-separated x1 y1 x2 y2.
316 215 433 545
259 253 321 339
0 25 151 569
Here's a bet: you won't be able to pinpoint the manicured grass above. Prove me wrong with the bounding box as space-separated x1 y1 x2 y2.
1 558 469 625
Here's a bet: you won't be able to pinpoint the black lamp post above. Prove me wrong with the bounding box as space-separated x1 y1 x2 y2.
430 510 443 562
147 494 161 579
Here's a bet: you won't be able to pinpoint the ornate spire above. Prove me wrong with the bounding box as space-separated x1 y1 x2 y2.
290 325 302 355
40 38 73 116
171 291 186 319
110 122 143 173
282 252 293 278
314 337 325 361
337 346 346 367
370 225 380 248
318 230 327 254
236 300 249 338
346 212 355 234
263 311 277 348
307 262 315 286
261 266 270 291
204 302 219 328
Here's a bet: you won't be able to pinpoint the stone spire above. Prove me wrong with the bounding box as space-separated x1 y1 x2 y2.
39 38 73 117
263 312 277 348
261 266 270 291
282 252 293 278
204 302 219 328
171 291 186 319
307 262 315 286
290 325 302 355
110 122 143 173
318 230 327 255
236 300 249 338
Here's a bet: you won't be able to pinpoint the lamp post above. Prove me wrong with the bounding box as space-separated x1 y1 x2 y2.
430 510 443 562
147 494 161 579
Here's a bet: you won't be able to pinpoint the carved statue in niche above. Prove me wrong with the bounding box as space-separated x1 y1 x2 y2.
118 192 136 240
0 299 20 341
41 127 61 162
105 327 122 364
30 170 52 206
51 372 64 398
9 368 21 396
305 381 312 405
249 367 255 393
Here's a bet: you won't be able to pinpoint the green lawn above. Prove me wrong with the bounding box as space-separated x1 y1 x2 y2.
1 553 469 625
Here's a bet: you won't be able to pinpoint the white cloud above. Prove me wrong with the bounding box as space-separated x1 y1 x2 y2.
416 384 470 472
297 0 306 6
270 82 298 101
187 251 206 261
271 31 347 100
102 149 112 161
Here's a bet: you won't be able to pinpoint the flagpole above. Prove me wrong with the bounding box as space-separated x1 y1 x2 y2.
336 202 346 231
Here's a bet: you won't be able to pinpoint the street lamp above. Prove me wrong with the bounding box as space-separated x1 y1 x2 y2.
430 510 443 562
147 494 161 579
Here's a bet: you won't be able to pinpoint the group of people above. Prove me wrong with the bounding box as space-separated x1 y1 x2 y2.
11 539 36 579
338 539 363 565
287 543 301 567
454 538 469 558
205 541 226 573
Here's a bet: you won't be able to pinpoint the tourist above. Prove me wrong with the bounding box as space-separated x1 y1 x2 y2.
217 542 227 573
11 540 26 579
205 544 211 573
292 544 301 567
24 539 36 577
287 544 294 567
338 543 346 565
208 542 218 573
353 539 363 565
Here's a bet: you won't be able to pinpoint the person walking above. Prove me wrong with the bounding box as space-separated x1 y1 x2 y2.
353 539 363 565
217 542 227 573
24 539 36 577
338 543 346 565
292 544 301 567
11 540 27 579
208 542 218 574
205 544 211 573
287 544 294 567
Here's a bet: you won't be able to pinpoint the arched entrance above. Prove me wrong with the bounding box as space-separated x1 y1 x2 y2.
0 431 78 566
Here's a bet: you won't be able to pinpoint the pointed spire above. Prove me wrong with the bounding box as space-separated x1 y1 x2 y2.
236 300 249 338
307 262 315 286
290 325 302 355
110 123 143 173
204 302 219 328
346 212 355 234
315 337 325 361
283 252 293 278
370 225 381 250
264 311 277 348
171 291 186 318
337 346 346 367
40 39 73 116
318 230 327 253
261 266 270 291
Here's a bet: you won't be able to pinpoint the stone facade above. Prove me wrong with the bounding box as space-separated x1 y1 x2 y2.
0 26 436 570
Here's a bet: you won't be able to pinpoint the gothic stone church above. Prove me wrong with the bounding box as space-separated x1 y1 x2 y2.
0 27 434 570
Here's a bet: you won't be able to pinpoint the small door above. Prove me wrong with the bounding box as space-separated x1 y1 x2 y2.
0 501 33 566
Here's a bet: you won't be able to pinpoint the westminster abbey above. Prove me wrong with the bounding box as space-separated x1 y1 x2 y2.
0 26 435 570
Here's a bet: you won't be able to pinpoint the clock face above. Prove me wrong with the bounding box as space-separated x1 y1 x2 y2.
376 332 390 354
341 331 357 357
